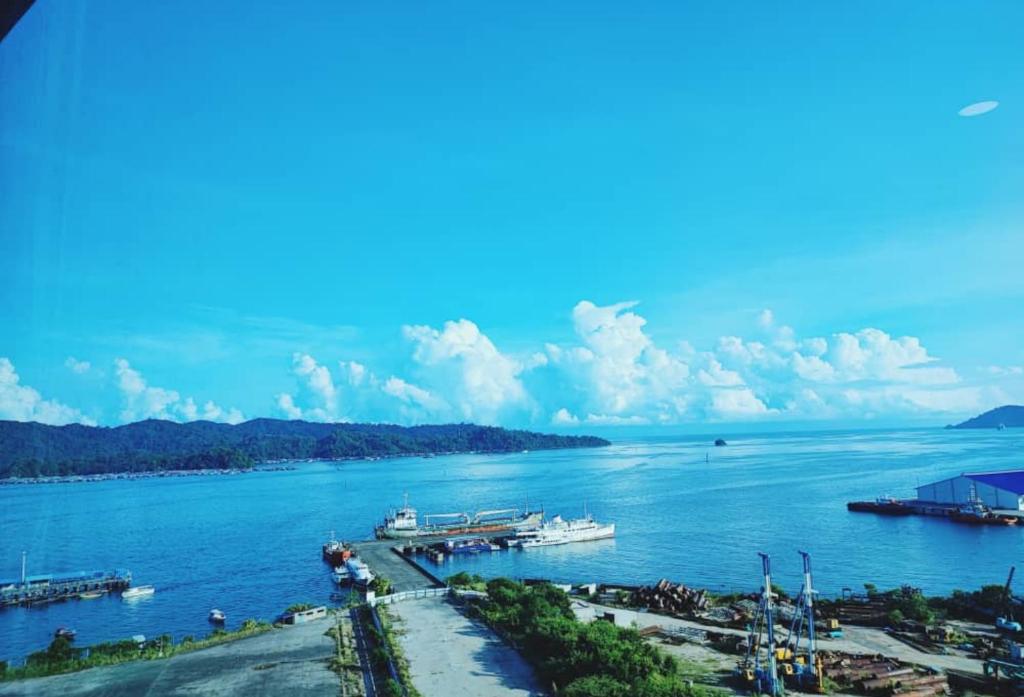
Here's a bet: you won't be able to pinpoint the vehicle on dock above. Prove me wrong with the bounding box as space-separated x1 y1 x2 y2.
208 608 226 623
375 494 543 539
121 585 155 599
846 496 912 515
514 511 615 548
950 502 1018 526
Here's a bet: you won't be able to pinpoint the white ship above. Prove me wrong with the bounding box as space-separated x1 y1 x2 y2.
514 512 615 548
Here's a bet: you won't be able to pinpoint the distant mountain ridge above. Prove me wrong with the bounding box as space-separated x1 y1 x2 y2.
0 419 610 479
948 405 1024 429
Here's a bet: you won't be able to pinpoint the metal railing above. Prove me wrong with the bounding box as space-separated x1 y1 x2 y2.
368 586 450 607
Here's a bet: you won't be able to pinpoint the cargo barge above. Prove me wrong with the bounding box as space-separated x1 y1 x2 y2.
374 494 543 539
847 497 1021 526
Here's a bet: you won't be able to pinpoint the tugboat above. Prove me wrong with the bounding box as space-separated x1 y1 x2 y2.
322 532 352 566
950 501 1018 526
208 609 226 623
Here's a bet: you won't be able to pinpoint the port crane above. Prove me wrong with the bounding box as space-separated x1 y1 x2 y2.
741 553 784 696
780 551 823 692
996 566 1021 633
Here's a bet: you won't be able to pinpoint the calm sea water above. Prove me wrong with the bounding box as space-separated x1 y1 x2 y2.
2 427 1023 661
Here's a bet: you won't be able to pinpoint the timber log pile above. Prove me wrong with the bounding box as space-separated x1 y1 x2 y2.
633 579 710 615
821 653 948 696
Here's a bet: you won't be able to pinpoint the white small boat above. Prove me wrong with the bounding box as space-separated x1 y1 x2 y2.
209 609 226 623
122 585 155 599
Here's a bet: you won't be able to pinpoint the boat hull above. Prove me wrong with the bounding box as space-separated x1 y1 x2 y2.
376 512 543 539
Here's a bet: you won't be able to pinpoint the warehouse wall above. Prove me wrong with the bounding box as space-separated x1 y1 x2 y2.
916 475 1024 510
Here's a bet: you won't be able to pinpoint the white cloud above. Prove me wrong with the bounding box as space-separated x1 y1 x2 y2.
276 393 303 419
0 358 94 425
583 413 650 425
697 357 745 387
709 388 772 419
985 365 1024 376
382 376 447 414
114 358 243 424
64 357 91 375
551 408 580 426
549 300 690 418
403 319 527 422
958 100 999 117
292 353 337 416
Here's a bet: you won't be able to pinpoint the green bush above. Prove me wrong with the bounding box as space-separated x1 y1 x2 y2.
470 578 723 696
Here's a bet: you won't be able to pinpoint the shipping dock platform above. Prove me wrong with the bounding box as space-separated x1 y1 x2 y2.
1 569 132 607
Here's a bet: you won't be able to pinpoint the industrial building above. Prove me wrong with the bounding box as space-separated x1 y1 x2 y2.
916 470 1024 511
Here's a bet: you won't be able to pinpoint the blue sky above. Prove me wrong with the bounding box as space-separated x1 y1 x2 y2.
1 1 1022 430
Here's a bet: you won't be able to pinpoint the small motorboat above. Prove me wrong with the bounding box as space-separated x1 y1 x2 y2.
54 627 76 640
122 585 155 599
209 609 226 623
80 590 105 600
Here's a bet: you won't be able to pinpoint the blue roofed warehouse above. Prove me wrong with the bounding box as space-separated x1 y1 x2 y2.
916 469 1024 511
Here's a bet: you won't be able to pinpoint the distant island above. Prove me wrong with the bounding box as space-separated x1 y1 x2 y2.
0 419 610 479
947 404 1024 429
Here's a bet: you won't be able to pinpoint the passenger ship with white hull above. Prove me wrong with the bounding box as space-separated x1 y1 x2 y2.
514 512 615 548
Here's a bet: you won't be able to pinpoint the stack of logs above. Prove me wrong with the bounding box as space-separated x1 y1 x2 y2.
633 579 709 615
821 654 948 696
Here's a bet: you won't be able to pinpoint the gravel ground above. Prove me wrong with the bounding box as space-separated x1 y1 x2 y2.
389 597 545 697
0 618 340 697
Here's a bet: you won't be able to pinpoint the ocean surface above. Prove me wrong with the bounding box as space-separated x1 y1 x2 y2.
2 427 1022 662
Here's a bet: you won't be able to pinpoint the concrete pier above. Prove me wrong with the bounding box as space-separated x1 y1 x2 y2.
349 539 445 592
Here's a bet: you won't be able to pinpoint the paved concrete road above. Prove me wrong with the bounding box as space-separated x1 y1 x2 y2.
390 597 545 697
0 618 340 697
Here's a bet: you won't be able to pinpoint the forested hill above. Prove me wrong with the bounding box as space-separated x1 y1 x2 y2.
0 419 610 479
948 405 1024 429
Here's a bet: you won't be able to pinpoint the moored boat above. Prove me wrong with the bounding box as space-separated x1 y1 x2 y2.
846 496 912 516
122 585 155 599
80 590 105 599
375 494 543 539
209 609 226 623
515 511 615 548
54 627 76 640
322 533 352 566
444 537 499 555
950 502 1018 526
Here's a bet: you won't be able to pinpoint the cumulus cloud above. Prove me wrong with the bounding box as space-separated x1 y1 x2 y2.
551 407 580 426
267 302 983 427
64 357 91 375
402 319 528 422
276 393 303 419
114 358 243 424
0 358 94 425
545 301 690 421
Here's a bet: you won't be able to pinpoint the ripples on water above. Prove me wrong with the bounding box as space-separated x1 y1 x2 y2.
1 428 1022 660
